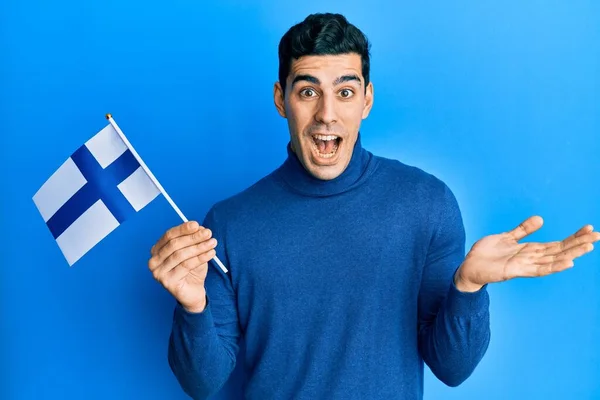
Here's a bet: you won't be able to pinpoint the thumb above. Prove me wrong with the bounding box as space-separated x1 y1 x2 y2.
507 215 544 241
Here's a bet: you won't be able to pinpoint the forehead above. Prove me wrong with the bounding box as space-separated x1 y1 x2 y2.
289 54 363 83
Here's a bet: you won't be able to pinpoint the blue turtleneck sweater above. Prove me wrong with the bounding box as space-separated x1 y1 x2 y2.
168 136 491 399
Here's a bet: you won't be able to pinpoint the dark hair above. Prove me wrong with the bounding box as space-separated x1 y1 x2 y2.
278 13 371 94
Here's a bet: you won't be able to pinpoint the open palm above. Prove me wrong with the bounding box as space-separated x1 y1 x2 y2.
457 216 599 289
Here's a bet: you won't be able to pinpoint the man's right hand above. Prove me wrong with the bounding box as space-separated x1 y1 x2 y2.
148 221 218 313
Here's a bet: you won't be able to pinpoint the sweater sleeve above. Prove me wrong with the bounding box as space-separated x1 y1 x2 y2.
168 206 242 399
417 182 491 387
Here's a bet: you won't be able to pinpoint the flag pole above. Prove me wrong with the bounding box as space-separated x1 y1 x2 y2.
105 113 229 274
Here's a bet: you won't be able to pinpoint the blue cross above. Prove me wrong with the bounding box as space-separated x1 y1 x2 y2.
46 145 140 239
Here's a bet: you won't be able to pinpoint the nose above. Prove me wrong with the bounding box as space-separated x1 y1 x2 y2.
314 93 338 126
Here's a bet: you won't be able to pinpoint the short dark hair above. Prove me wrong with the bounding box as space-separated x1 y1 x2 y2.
278 13 371 94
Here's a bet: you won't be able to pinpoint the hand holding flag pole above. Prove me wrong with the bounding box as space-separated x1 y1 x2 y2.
105 114 228 274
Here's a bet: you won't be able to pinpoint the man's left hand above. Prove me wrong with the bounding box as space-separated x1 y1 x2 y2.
454 216 600 292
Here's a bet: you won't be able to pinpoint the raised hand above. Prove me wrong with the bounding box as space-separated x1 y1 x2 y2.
148 221 218 313
455 216 600 292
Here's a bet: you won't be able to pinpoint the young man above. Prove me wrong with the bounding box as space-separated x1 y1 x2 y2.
148 13 599 400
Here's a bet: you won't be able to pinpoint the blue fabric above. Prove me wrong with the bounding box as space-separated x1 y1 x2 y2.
168 135 491 399
46 145 139 239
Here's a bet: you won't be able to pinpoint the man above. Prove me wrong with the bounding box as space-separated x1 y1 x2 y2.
148 13 599 400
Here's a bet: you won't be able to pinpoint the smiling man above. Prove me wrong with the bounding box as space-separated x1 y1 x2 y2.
148 13 600 400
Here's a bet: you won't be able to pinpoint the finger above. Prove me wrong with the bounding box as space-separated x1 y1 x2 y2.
151 238 217 282
535 242 595 265
153 227 213 266
148 229 215 274
158 237 218 275
543 231 600 255
151 221 200 256
579 224 594 235
508 216 544 241
167 249 216 283
536 259 575 276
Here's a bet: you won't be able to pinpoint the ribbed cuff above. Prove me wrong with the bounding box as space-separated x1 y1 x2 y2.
174 295 215 336
445 280 490 317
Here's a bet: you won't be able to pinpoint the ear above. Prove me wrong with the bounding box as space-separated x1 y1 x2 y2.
273 82 286 118
361 81 374 119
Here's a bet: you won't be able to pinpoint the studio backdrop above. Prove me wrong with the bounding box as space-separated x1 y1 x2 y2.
1 1 598 399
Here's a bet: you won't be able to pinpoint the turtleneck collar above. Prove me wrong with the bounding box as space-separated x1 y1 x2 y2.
274 133 378 197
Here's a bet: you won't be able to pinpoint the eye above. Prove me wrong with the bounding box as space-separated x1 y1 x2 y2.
300 88 317 98
339 89 354 99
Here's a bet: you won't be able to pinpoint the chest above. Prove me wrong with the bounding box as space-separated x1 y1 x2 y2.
229 193 429 318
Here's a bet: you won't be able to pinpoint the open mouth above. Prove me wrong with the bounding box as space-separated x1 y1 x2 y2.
311 134 342 159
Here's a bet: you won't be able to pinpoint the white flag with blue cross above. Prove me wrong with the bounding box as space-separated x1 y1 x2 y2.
32 119 161 266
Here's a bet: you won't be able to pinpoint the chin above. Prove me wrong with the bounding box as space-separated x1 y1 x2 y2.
306 164 345 181
303 145 352 181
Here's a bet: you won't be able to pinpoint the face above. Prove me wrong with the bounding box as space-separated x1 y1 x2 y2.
274 54 374 180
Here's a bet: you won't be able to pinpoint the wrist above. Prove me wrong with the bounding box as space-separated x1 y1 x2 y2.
182 291 207 314
454 267 484 293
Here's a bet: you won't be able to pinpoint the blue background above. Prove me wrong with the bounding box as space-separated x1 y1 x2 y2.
2 1 599 399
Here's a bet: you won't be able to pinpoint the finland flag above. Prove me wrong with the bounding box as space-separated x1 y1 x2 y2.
33 120 161 266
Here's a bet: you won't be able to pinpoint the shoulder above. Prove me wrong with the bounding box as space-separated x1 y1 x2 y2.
372 154 452 200
202 170 281 227
371 154 464 240
370 154 463 231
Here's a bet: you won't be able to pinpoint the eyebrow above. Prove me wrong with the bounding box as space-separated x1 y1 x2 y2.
291 74 362 89
291 74 320 88
333 74 361 86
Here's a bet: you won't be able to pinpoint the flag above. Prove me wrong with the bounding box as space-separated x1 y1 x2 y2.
33 122 161 266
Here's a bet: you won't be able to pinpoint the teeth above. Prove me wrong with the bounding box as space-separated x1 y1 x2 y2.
314 134 338 141
318 151 336 158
